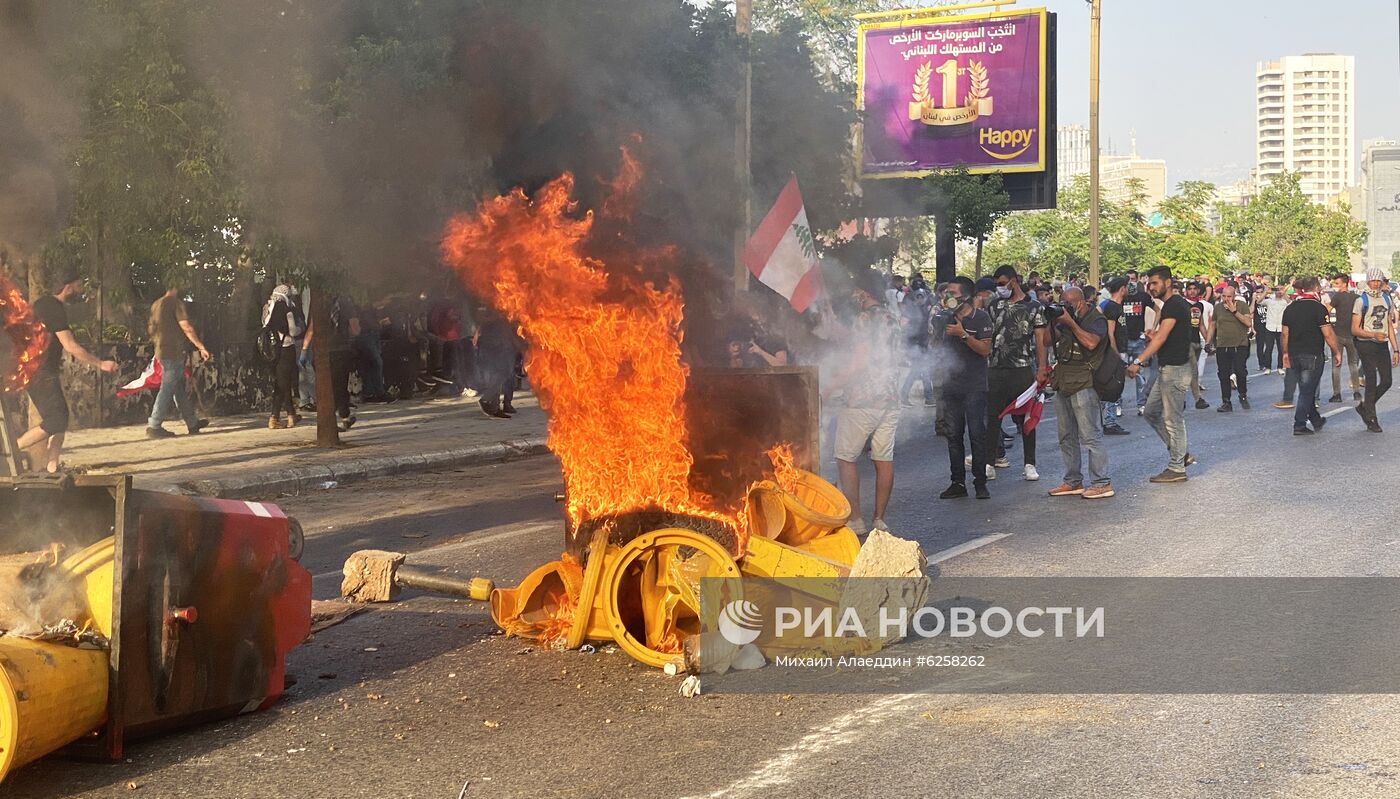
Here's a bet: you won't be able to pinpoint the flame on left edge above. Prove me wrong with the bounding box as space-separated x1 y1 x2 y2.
0 274 50 394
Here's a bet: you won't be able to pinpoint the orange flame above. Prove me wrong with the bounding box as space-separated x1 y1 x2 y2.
0 275 50 394
442 153 731 538
765 443 802 495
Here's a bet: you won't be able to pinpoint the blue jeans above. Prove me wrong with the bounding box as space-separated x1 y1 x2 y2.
1287 354 1325 429
297 339 315 402
1143 362 1191 472
1058 387 1109 487
353 333 385 397
148 357 198 429
1124 338 1149 408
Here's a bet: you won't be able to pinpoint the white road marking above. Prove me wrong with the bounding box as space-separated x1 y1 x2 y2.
680 692 918 799
926 532 1011 565
1322 404 1359 418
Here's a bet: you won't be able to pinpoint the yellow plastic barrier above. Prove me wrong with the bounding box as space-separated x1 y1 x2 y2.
0 638 108 782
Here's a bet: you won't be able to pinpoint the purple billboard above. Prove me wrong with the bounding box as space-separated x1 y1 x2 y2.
858 8 1048 179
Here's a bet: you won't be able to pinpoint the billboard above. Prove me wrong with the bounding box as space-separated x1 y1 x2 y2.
857 7 1049 179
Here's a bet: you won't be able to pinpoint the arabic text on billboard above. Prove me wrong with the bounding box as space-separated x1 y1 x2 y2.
858 8 1047 178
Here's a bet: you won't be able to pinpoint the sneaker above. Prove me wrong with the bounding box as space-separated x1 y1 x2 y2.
338 414 357 432
1184 453 1197 467
268 415 285 430
939 483 968 499
481 400 504 419
1135 406 1144 416
1313 416 1327 432
1115 406 1123 417
1104 424 1130 435
1023 464 1040 481
872 518 891 533
975 484 990 499
985 464 996 480
965 454 973 465
1195 398 1210 409
1329 394 1343 403
1149 468 1188 483
187 418 209 434
1217 401 1233 413
1273 400 1295 409
463 388 481 400
145 426 175 439
286 413 301 428
994 457 1011 468
1083 484 1115 499
299 402 316 412
1048 483 1085 496
1240 397 1251 410
847 517 869 535
1293 426 1314 436
1367 420 1384 433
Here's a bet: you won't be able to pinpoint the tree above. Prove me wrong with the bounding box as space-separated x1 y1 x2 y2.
923 167 1011 277
1219 172 1367 280
1152 180 1225 278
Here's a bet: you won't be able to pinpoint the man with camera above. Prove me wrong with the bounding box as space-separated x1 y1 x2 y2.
1045 285 1113 499
932 276 994 499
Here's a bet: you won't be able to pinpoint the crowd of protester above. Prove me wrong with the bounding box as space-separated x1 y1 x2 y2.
822 262 1400 533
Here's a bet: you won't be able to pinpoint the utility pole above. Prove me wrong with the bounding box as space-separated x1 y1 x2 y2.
734 0 753 296
1087 0 1102 286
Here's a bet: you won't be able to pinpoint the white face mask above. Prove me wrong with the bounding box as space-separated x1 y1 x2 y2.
995 286 1013 299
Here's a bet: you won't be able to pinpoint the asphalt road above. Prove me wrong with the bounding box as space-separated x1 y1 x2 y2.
13 364 1400 799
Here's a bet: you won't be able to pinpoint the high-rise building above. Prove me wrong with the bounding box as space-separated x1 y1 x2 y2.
1057 124 1090 189
1360 139 1400 271
1255 54 1356 205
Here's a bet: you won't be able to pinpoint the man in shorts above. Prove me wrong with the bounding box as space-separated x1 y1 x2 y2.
825 276 902 536
16 269 118 473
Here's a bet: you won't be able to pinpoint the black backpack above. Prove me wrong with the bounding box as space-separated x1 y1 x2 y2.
1092 336 1126 402
257 298 293 362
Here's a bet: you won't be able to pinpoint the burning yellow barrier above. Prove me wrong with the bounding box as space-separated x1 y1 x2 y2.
490 469 877 670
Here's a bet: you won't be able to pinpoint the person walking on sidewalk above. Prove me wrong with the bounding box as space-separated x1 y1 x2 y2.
1047 286 1114 499
1350 267 1397 433
261 280 306 429
1281 276 1342 435
933 277 994 500
1212 284 1253 412
16 269 118 473
1325 274 1362 404
825 279 901 534
146 282 211 438
1125 266 1194 483
1099 277 1131 435
986 265 1050 481
1184 281 1212 409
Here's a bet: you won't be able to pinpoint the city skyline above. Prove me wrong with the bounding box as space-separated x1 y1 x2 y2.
1040 0 1397 187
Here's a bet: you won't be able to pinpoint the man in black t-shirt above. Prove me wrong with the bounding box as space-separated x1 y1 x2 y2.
15 269 118 473
1124 266 1194 482
932 277 995 499
1098 277 1130 435
1120 270 1152 412
1279 276 1342 434
1183 282 1211 409
1325 274 1361 403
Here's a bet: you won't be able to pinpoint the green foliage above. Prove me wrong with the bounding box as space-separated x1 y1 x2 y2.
1219 172 1367 280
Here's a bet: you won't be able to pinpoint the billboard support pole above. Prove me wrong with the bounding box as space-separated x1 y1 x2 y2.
734 0 753 297
1088 0 1102 287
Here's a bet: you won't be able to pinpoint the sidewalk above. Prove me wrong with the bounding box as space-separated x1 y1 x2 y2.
60 393 550 497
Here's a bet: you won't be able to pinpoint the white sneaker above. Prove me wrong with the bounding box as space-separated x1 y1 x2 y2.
1024 464 1040 481
847 518 869 536
1115 406 1123 417
994 457 1011 468
872 518 891 534
986 464 996 480
965 454 973 465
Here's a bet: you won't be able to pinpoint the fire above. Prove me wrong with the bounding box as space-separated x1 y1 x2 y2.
765 443 802 495
441 151 734 541
0 274 50 394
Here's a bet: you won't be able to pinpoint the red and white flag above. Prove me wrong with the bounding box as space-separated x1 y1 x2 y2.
998 378 1047 433
743 175 823 312
116 358 161 397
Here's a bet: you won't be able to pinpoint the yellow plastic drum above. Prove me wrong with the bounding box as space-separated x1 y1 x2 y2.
775 470 851 546
0 638 109 783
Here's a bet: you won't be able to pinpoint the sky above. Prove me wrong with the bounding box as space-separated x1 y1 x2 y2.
1041 0 1399 187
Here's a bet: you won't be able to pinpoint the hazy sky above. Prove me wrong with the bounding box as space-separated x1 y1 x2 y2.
1042 0 1398 187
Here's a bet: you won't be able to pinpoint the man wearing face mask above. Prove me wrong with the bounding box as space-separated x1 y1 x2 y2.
16 268 118 474
932 276 994 499
1046 285 1114 499
986 265 1049 481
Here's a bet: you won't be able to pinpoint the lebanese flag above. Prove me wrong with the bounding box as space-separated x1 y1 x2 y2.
743 176 823 312
117 358 161 397
998 379 1047 433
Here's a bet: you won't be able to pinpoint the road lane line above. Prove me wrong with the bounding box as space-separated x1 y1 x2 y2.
926 532 1011 565
680 692 918 799
1322 404 1358 418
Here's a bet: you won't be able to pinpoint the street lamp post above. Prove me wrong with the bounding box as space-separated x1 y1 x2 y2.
734 0 753 296
1087 0 1101 287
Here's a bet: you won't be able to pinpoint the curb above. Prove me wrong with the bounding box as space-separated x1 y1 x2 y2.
174 436 550 498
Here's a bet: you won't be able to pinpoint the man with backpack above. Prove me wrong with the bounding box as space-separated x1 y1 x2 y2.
260 280 306 429
1351 267 1398 432
1047 285 1113 499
